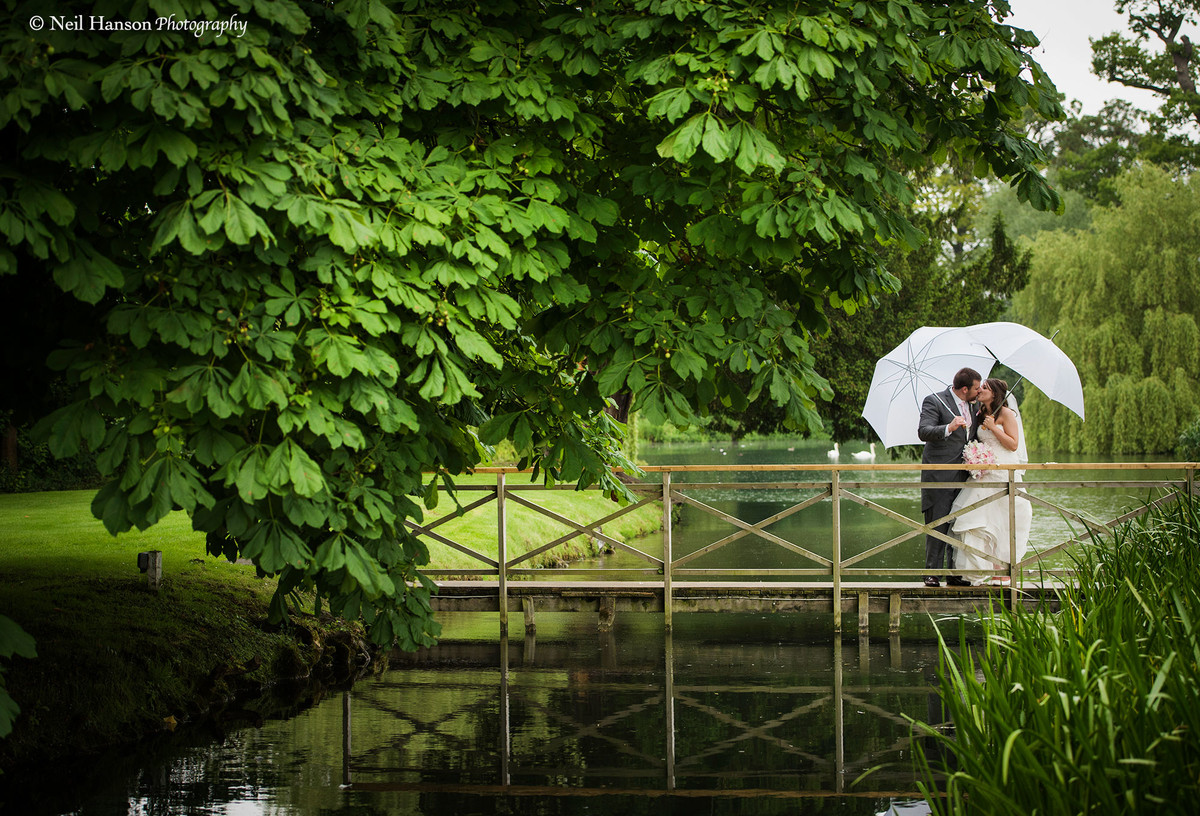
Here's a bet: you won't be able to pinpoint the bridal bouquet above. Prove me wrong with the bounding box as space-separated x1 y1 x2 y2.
963 440 996 480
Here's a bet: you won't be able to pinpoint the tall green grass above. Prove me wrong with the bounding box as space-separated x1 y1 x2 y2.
914 493 1200 815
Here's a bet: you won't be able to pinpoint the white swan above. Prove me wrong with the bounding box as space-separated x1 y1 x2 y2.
850 442 876 461
826 442 840 459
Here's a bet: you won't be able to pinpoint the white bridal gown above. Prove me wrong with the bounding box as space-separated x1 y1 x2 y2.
950 425 1033 585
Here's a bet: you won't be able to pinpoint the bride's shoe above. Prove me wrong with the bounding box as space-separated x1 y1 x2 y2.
989 576 1011 586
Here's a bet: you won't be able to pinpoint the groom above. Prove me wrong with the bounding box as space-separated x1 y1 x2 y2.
917 367 982 588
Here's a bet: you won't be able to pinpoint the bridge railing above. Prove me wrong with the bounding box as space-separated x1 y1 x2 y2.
408 462 1198 630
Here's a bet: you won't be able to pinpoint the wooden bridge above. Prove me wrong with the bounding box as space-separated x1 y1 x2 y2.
413 462 1197 635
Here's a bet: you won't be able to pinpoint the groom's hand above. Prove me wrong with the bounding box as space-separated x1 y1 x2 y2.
948 415 969 433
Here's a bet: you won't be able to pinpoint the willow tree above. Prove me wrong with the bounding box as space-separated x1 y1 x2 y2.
1 0 1061 646
1014 164 1200 454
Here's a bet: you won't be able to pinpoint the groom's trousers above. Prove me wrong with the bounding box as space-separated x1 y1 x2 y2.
922 474 969 574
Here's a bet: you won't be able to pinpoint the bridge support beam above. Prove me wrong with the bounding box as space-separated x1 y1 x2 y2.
662 472 673 633
598 596 616 632
857 592 869 635
498 473 508 636
889 593 902 635
523 598 536 634
831 470 841 634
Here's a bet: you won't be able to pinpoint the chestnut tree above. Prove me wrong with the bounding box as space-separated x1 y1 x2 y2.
0 0 1061 646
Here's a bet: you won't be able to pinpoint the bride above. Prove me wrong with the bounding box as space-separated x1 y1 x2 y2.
950 378 1032 586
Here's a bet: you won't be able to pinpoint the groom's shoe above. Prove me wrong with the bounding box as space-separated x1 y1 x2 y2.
946 576 971 587
923 576 940 587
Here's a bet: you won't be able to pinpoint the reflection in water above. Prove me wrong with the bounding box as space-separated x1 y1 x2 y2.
2 615 950 815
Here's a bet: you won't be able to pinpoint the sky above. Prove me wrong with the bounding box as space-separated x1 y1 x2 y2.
1005 0 1169 116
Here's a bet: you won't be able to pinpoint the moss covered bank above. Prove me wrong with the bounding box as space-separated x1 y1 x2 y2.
0 491 387 775
0 566 381 774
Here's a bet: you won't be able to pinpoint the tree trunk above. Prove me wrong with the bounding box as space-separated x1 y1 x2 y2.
2 423 17 473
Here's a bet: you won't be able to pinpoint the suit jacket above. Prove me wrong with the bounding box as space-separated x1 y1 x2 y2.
917 388 979 513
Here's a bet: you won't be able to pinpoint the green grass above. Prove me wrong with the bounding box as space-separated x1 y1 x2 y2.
421 474 663 572
913 493 1200 814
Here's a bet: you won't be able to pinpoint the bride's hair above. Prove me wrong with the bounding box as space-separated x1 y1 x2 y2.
983 377 1009 419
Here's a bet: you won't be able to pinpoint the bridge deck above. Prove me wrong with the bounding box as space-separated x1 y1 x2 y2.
431 579 1065 633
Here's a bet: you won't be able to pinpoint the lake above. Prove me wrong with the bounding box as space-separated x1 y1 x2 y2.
1 438 1179 814
3 612 949 815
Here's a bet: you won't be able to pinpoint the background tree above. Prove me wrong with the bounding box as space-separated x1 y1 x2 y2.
1091 0 1200 131
812 196 1032 444
1013 164 1200 454
1 0 1062 645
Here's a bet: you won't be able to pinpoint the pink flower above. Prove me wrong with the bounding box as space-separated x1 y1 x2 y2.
963 440 997 480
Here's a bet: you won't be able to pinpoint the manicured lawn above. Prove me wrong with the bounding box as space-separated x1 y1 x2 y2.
419 473 663 571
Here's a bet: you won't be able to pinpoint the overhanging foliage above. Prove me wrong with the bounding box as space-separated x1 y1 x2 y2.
1 0 1061 645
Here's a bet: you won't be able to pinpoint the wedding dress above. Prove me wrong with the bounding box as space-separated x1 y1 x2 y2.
950 421 1032 585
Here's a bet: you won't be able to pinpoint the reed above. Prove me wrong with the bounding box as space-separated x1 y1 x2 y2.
913 493 1200 815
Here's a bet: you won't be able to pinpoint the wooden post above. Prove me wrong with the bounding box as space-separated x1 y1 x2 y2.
857 591 870 636
598 595 616 632
888 592 902 635
832 469 842 633
1008 468 1017 609
662 471 673 633
497 473 508 636
522 598 535 634
145 550 162 591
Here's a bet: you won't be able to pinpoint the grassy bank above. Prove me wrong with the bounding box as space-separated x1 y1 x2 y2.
422 473 663 571
0 481 660 767
0 491 364 769
915 493 1200 813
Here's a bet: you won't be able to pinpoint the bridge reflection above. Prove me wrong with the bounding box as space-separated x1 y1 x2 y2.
340 631 950 804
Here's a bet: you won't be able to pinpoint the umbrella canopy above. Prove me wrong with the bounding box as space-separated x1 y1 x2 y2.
963 322 1086 421
860 327 997 448
861 323 1084 448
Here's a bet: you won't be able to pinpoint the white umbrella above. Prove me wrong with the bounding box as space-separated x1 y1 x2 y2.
963 322 1086 421
861 323 1085 448
860 326 997 448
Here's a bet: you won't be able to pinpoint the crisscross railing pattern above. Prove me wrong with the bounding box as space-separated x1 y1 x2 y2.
340 636 939 796
411 462 1197 631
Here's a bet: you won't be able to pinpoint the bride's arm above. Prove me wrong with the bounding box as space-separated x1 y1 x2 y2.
988 407 1020 451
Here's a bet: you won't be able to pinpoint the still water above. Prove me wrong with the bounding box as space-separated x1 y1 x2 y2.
4 613 951 815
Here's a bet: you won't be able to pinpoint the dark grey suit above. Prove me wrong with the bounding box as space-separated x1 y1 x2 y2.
917 388 979 574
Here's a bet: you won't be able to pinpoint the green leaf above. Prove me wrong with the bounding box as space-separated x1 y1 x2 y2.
0 615 36 660
52 247 124 305
224 194 272 246
288 442 326 497
479 411 520 445
453 329 503 367
33 400 105 458
701 116 731 161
